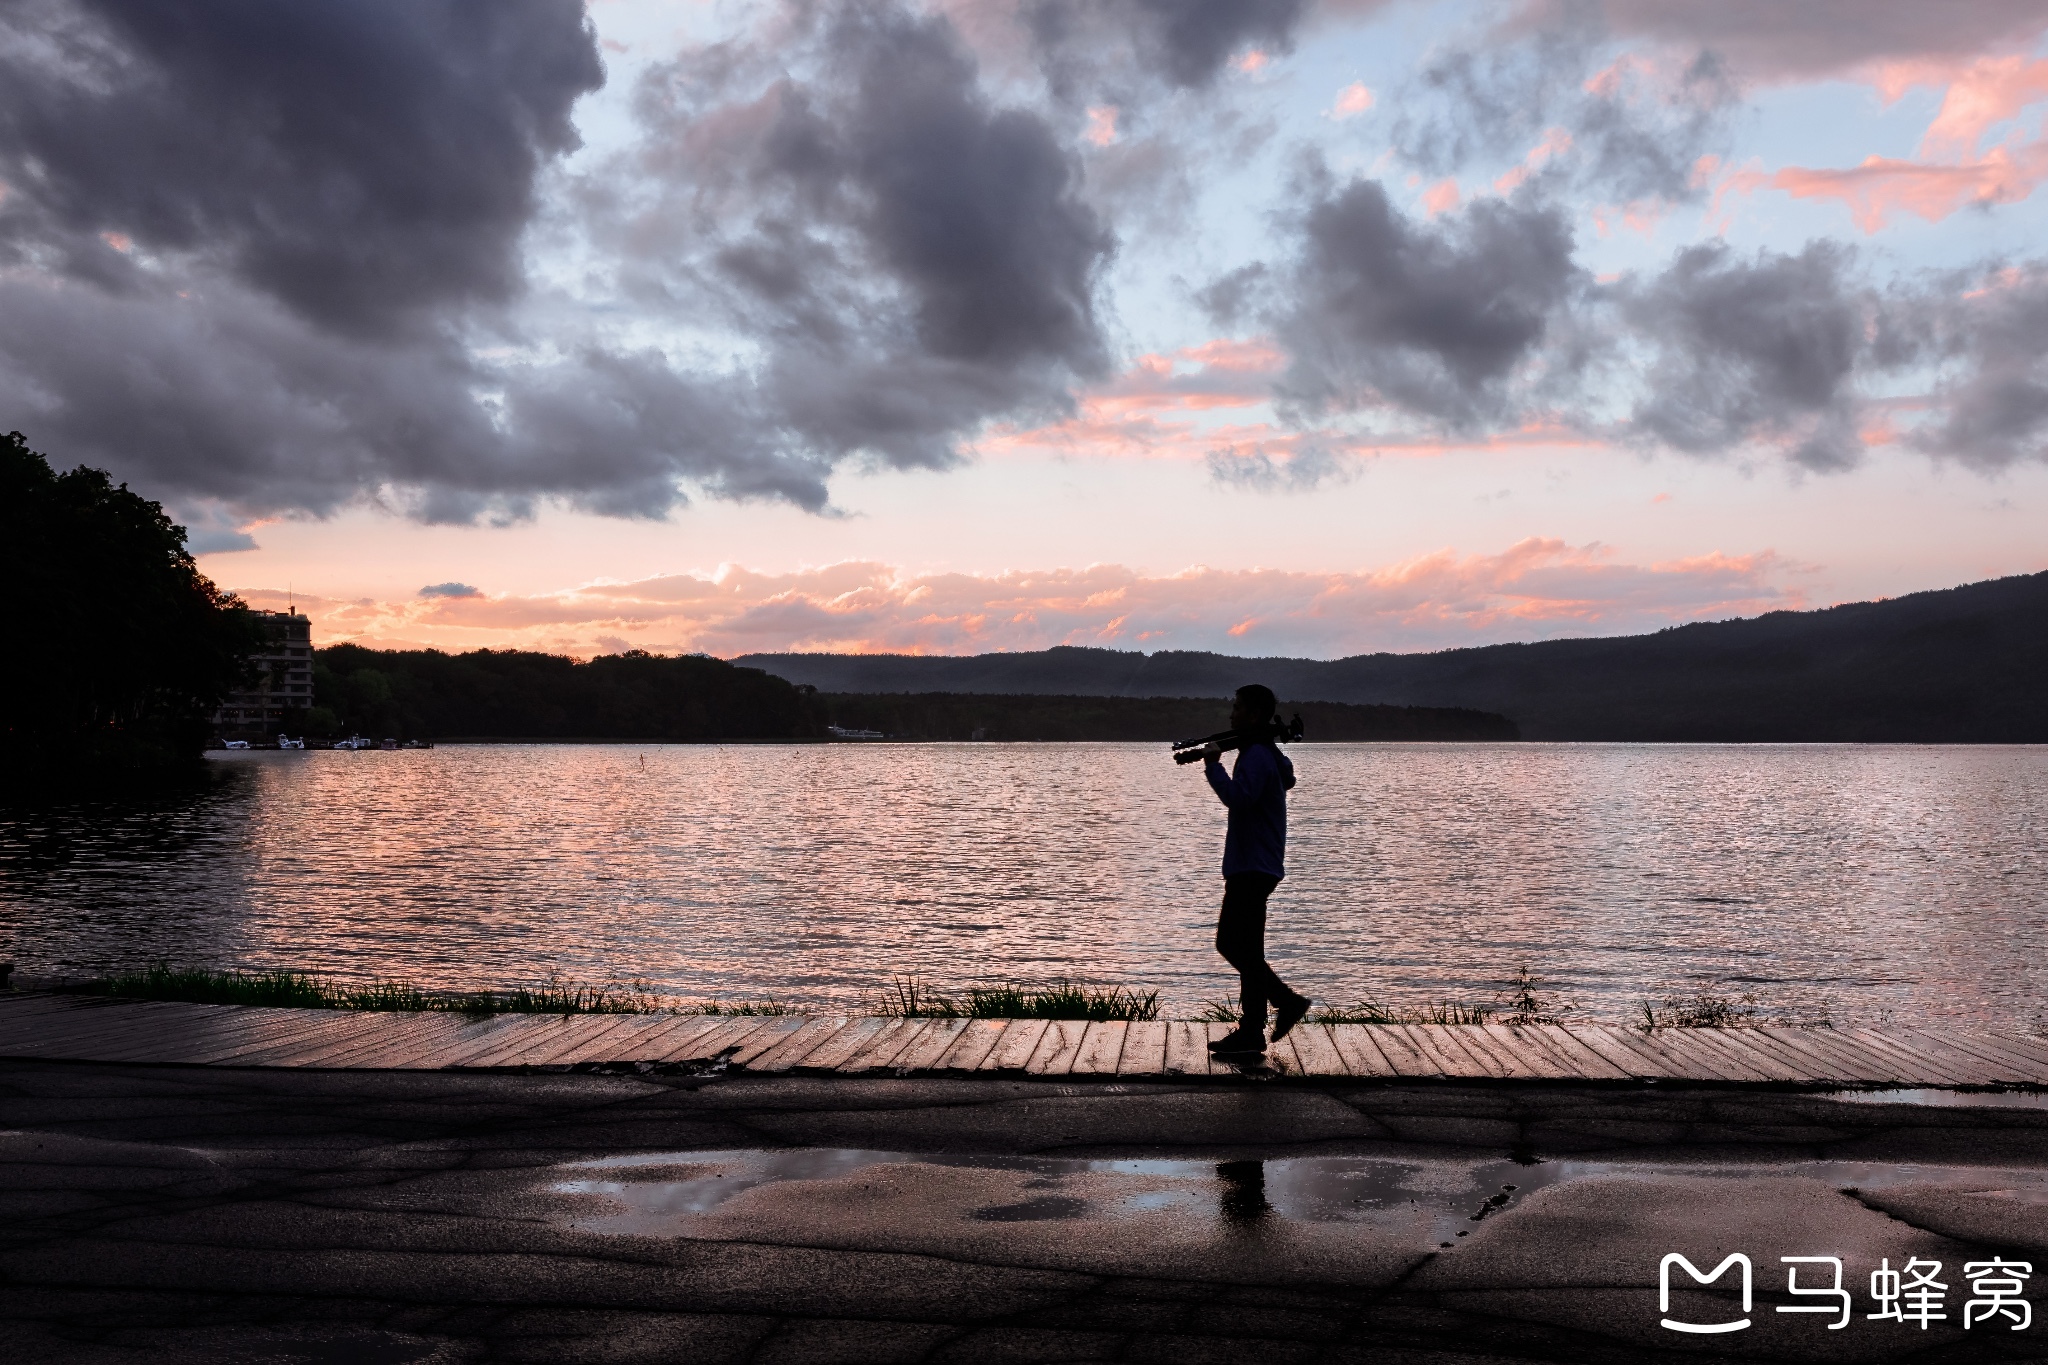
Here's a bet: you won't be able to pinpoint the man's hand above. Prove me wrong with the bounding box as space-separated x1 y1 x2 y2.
1200 741 1225 762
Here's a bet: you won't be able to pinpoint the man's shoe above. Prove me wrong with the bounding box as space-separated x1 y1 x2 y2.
1208 1026 1266 1055
1270 993 1311 1044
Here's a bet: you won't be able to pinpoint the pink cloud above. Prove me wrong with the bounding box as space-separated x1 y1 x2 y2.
235 540 1810 661
1083 104 1118 147
1874 54 2048 157
1494 127 1573 194
1327 82 1374 119
1743 139 2048 231
1421 178 1463 216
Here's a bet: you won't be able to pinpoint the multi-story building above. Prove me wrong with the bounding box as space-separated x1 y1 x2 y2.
213 611 314 735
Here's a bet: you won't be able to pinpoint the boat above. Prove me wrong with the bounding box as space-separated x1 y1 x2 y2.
277 735 305 750
333 735 373 751
826 725 887 740
223 739 251 750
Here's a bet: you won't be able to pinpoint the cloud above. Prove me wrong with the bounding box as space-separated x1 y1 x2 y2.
418 582 482 599
1024 0 1312 95
1912 263 2048 470
595 0 1116 473
0 0 602 338
1621 240 1882 471
1392 17 1737 208
1327 81 1375 119
1740 142 2048 233
1266 177 1585 426
232 539 1810 660
0 0 1117 523
1543 0 2048 81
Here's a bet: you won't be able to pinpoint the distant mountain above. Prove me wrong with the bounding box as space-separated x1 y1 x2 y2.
819 694 1516 743
740 570 2048 742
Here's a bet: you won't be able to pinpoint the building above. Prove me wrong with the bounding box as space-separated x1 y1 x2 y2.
213 611 313 735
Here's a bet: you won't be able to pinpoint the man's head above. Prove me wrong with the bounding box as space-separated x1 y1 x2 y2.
1230 684 1278 731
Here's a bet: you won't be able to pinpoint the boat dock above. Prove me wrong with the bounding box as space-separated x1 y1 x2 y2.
5 992 2047 1086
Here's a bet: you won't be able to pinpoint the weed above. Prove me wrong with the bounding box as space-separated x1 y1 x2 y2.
1494 966 1576 1026
1309 998 1493 1025
872 976 1160 1021
679 999 796 1016
91 963 658 1015
1639 991 1760 1030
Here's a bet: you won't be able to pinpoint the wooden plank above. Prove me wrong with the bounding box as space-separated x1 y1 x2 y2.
1261 1030 1305 1075
1609 1025 1748 1081
1672 1028 1811 1083
235 1010 436 1072
50 1005 296 1062
1886 1030 2034 1085
0 1000 231 1055
1922 1031 2048 1083
667 1016 780 1065
308 1013 506 1069
891 1018 972 1072
1025 1019 1090 1076
1359 1025 1438 1078
433 1015 576 1067
1757 1028 1901 1084
725 1017 812 1068
1562 1025 1690 1080
1324 1024 1398 1078
1390 1025 1476 1078
1501 1024 1621 1080
1161 1021 1215 1077
504 1014 642 1067
588 1014 731 1064
543 1013 672 1065
835 1018 929 1073
1711 1028 1851 1083
935 1018 1008 1073
1427 1026 1516 1079
194 1011 391 1065
1069 1022 1129 1077
1284 1023 1347 1077
1474 1024 1577 1080
1843 1029 2001 1086
1983 1032 2048 1069
980 1018 1051 1072
794 1017 892 1071
747 1017 859 1073
1116 1021 1169 1076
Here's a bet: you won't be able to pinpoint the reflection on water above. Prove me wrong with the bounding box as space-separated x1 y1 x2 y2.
544 1146 2048 1244
1 742 2044 1026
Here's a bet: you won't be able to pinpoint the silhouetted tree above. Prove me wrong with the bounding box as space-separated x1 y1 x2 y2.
0 431 262 787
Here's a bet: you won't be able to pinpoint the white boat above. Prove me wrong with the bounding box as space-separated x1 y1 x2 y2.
333 735 373 750
277 735 304 750
223 739 251 750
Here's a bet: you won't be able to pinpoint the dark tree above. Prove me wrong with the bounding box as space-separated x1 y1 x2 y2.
0 431 262 787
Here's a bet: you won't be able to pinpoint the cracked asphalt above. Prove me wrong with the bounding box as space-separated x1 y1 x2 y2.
4 1060 2048 1363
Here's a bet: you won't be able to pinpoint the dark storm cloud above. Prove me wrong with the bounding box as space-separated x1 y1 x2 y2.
1393 16 1735 207
1025 0 1309 93
1621 241 1880 471
0 0 603 337
1912 266 2048 470
419 583 481 599
605 0 1115 472
1262 178 1583 426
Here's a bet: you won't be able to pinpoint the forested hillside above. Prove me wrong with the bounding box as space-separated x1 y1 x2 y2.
741 570 2048 742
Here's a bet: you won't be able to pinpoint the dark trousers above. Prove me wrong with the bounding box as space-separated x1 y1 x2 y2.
1215 872 1297 1029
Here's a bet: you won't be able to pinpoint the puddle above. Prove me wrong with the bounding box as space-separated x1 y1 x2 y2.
546 1146 2048 1244
1819 1088 2048 1110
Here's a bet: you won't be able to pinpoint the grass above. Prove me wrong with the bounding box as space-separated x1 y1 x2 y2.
676 999 797 1016
872 976 1161 1021
92 963 657 1016
1638 989 1835 1031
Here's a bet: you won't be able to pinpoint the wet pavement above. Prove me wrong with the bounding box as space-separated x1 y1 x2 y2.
4 1061 2048 1362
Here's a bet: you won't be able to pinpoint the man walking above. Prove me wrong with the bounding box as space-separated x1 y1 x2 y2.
1200 684 1310 1055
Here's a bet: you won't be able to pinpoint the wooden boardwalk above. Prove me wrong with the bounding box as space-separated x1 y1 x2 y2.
3 993 2047 1086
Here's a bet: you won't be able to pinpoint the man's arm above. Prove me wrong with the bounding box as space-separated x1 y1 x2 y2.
1204 745 1272 809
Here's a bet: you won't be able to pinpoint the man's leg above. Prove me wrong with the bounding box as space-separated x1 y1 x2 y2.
1215 873 1285 1033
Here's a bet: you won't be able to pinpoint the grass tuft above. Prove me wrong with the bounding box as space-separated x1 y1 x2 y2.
92 963 658 1015
872 976 1160 1021
678 999 797 1016
1494 965 1576 1026
1309 998 1494 1025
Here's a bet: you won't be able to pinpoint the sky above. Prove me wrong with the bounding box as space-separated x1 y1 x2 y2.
4 0 2047 660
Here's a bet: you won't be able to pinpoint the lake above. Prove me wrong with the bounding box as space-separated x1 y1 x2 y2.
2 743 2043 1028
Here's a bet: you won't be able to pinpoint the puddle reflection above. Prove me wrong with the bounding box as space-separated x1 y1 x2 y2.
547 1146 2048 1243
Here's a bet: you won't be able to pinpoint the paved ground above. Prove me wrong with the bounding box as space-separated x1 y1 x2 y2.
5 1060 2048 1363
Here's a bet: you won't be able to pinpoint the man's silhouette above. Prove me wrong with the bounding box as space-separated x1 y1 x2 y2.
1200 684 1310 1055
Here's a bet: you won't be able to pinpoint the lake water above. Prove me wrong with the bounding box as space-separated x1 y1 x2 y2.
2 743 2044 1029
